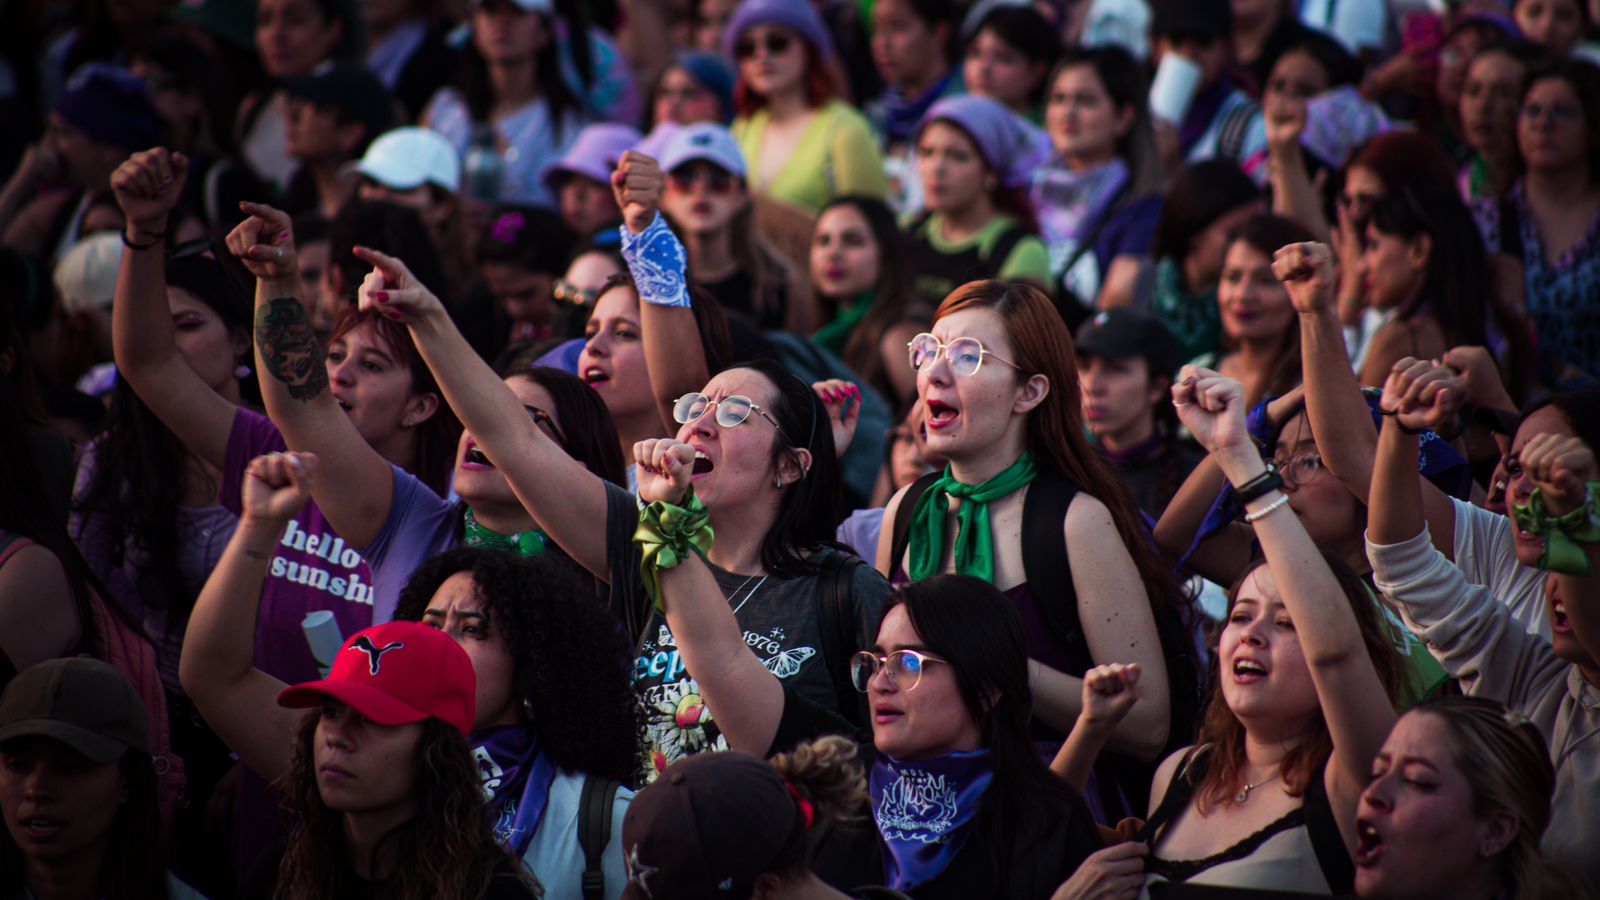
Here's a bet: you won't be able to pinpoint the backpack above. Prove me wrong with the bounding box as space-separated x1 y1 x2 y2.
889 472 1203 817
578 774 624 900
0 534 187 829
816 552 871 731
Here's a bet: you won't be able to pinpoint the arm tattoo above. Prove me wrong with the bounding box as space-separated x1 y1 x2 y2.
255 298 328 402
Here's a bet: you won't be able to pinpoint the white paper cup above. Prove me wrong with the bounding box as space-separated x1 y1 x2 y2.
302 610 344 678
1149 53 1203 126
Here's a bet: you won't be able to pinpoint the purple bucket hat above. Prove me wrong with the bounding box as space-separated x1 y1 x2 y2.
917 95 1051 190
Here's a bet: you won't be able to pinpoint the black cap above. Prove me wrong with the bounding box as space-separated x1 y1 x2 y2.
281 61 398 144
1150 0 1233 40
621 751 806 899
1074 308 1184 379
0 658 149 763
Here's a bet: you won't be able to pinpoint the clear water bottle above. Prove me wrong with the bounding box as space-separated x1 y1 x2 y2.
462 124 504 203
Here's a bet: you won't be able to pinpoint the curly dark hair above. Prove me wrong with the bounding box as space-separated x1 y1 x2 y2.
275 713 532 900
393 549 641 784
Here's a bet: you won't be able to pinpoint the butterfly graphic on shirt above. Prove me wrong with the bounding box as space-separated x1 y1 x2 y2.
761 646 816 679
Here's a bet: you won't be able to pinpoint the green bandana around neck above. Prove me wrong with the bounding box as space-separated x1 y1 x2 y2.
907 452 1038 583
463 507 549 557
812 292 875 356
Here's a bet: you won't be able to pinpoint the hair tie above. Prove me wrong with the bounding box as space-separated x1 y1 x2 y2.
783 780 815 829
491 211 527 244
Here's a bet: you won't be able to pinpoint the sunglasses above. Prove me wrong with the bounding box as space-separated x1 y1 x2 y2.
907 333 1023 377
553 279 597 307
525 404 567 448
667 166 737 194
850 649 948 693
736 32 792 59
673 392 784 432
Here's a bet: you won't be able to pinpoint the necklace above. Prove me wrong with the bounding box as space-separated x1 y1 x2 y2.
1234 771 1282 806
729 574 769 615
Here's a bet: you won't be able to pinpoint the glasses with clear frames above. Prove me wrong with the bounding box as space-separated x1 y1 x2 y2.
672 392 784 433
906 333 1023 377
850 649 949 693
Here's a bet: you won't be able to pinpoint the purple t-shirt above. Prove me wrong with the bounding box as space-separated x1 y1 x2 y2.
221 409 455 682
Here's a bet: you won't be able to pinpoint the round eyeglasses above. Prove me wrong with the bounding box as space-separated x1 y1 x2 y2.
907 333 1022 377
850 649 948 693
673 392 784 432
1271 452 1323 489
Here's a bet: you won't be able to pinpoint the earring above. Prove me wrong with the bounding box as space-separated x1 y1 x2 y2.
772 474 784 489
522 697 535 719
234 364 253 379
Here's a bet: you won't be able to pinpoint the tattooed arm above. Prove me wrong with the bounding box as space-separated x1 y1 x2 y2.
226 202 397 549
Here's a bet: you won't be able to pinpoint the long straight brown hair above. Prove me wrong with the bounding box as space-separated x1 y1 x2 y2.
934 280 1188 617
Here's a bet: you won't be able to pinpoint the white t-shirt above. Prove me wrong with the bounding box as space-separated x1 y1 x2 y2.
1449 497 1551 641
521 770 633 900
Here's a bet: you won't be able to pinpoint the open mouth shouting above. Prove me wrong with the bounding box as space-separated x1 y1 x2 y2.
1355 819 1386 868
461 439 495 471
1232 657 1268 684
582 365 610 388
926 399 959 430
690 446 714 480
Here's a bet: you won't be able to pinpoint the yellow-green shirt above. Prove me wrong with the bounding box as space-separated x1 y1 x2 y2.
732 99 888 214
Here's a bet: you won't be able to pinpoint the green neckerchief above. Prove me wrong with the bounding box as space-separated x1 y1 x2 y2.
463 508 548 557
908 452 1038 584
635 487 715 613
1151 257 1221 364
1512 482 1600 576
812 291 875 356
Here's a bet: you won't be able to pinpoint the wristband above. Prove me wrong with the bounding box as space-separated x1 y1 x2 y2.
1379 407 1426 436
1232 465 1283 506
121 229 166 250
634 486 714 612
620 212 691 308
1511 481 1600 576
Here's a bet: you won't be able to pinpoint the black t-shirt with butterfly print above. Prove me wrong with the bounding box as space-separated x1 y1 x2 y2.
602 484 890 785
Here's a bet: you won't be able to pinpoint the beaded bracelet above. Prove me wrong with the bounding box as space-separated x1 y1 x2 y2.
1511 481 1600 576
1244 493 1290 523
634 486 714 612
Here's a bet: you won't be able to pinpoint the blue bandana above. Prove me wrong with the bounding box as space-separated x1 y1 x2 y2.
473 726 558 858
870 749 994 891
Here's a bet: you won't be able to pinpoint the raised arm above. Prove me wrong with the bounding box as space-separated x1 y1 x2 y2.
1517 434 1600 663
225 203 395 549
1152 452 1256 584
1051 663 1142 793
1177 367 1395 849
634 438 786 754
612 151 709 434
1264 94 1330 242
354 247 614 580
111 149 238 469
178 452 317 782
1275 242 1457 555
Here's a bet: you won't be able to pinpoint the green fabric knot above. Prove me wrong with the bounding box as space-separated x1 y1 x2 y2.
1511 481 1600 576
463 508 548 557
907 452 1038 584
635 487 715 612
812 291 874 355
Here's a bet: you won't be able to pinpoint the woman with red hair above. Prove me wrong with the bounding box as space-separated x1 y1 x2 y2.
724 0 887 215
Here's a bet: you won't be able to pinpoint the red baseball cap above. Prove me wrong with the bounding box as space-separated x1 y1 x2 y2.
277 621 476 736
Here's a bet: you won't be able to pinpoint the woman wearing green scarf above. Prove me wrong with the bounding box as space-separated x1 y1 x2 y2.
874 279 1195 820
809 196 927 406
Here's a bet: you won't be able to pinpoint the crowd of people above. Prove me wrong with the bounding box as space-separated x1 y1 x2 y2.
1 0 1599 897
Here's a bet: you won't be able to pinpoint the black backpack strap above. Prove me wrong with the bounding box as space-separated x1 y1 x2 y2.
578 774 623 900
888 471 941 581
1021 475 1090 662
1303 766 1355 893
983 222 1031 272
817 552 870 728
1134 747 1209 845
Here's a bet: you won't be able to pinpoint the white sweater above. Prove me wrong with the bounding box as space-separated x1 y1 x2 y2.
1368 528 1600 892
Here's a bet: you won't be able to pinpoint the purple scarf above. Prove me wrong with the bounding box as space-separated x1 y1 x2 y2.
870 749 994 890
473 725 558 858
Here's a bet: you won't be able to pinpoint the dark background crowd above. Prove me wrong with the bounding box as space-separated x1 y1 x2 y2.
1 0 1599 898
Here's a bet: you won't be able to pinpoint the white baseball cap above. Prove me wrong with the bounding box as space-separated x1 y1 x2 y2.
54 232 124 315
658 123 747 179
355 127 462 194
